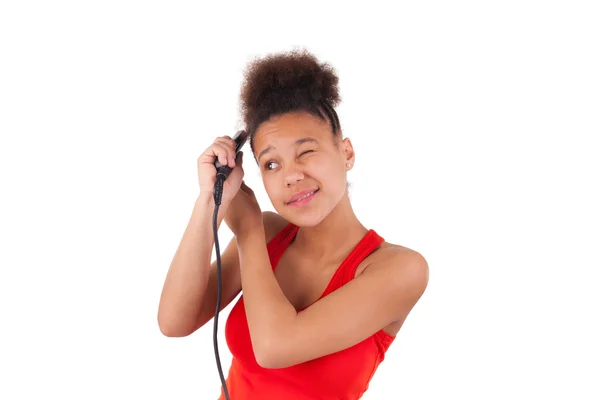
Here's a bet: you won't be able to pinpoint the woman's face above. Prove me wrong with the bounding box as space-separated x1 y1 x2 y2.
252 111 355 226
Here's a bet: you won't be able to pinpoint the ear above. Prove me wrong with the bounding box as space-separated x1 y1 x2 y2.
341 137 355 166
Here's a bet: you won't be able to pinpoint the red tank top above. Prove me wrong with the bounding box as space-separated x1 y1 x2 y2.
219 223 395 399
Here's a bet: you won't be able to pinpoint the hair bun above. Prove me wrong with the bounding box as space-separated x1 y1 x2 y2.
239 48 341 136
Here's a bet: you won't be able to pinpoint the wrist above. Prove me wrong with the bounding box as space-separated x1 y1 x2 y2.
197 190 233 207
195 191 216 210
236 222 266 246
195 191 230 226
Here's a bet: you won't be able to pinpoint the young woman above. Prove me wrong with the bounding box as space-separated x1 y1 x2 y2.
158 49 429 399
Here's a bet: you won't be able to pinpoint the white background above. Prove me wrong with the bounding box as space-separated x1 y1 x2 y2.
1 1 599 399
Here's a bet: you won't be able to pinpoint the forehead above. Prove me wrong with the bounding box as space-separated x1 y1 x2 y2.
253 111 330 149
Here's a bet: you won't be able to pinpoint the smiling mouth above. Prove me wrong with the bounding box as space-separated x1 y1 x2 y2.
287 189 319 205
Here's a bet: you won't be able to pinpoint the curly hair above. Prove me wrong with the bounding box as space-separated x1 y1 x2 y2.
239 48 342 155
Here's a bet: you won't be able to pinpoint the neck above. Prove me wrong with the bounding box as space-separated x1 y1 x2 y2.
292 190 368 260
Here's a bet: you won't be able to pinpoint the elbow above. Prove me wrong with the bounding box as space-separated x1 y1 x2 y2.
157 313 194 338
255 349 280 369
253 337 291 369
159 324 189 338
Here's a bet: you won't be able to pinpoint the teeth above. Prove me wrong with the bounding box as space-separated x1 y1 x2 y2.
295 191 315 202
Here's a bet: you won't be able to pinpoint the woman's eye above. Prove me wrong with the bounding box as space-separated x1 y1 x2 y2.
300 150 314 156
265 161 278 170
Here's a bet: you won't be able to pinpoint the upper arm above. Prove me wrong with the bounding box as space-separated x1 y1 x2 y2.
195 211 288 329
262 249 429 368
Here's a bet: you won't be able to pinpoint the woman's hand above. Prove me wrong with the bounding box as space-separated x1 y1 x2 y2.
196 135 244 206
224 179 264 238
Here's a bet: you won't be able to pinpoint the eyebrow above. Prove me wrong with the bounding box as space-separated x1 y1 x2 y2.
257 137 319 161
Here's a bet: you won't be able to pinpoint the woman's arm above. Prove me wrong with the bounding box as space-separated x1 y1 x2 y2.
157 193 228 337
193 210 288 331
237 227 429 368
158 194 286 337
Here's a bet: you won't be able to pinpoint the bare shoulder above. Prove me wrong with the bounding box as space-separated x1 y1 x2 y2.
360 241 429 289
261 211 290 243
358 241 429 334
371 240 426 263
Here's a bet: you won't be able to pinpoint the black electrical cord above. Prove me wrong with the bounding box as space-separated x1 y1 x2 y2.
212 166 232 400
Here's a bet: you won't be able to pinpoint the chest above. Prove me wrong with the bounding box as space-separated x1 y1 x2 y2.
273 248 369 310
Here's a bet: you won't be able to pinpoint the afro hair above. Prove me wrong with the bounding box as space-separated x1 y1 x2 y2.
239 48 342 154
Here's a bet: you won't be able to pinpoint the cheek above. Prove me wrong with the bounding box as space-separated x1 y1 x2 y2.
262 175 280 200
307 161 344 185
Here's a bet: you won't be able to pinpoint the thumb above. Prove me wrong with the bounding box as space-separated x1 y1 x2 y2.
229 151 244 175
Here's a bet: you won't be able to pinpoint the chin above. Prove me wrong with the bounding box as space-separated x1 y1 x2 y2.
277 204 330 227
287 213 325 227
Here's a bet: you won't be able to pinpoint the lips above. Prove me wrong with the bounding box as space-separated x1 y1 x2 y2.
286 188 319 204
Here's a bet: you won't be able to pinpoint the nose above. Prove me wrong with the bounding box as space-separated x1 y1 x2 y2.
284 165 304 187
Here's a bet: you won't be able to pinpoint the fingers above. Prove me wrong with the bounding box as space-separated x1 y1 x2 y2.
227 151 245 183
214 136 237 167
212 142 231 167
199 135 238 168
